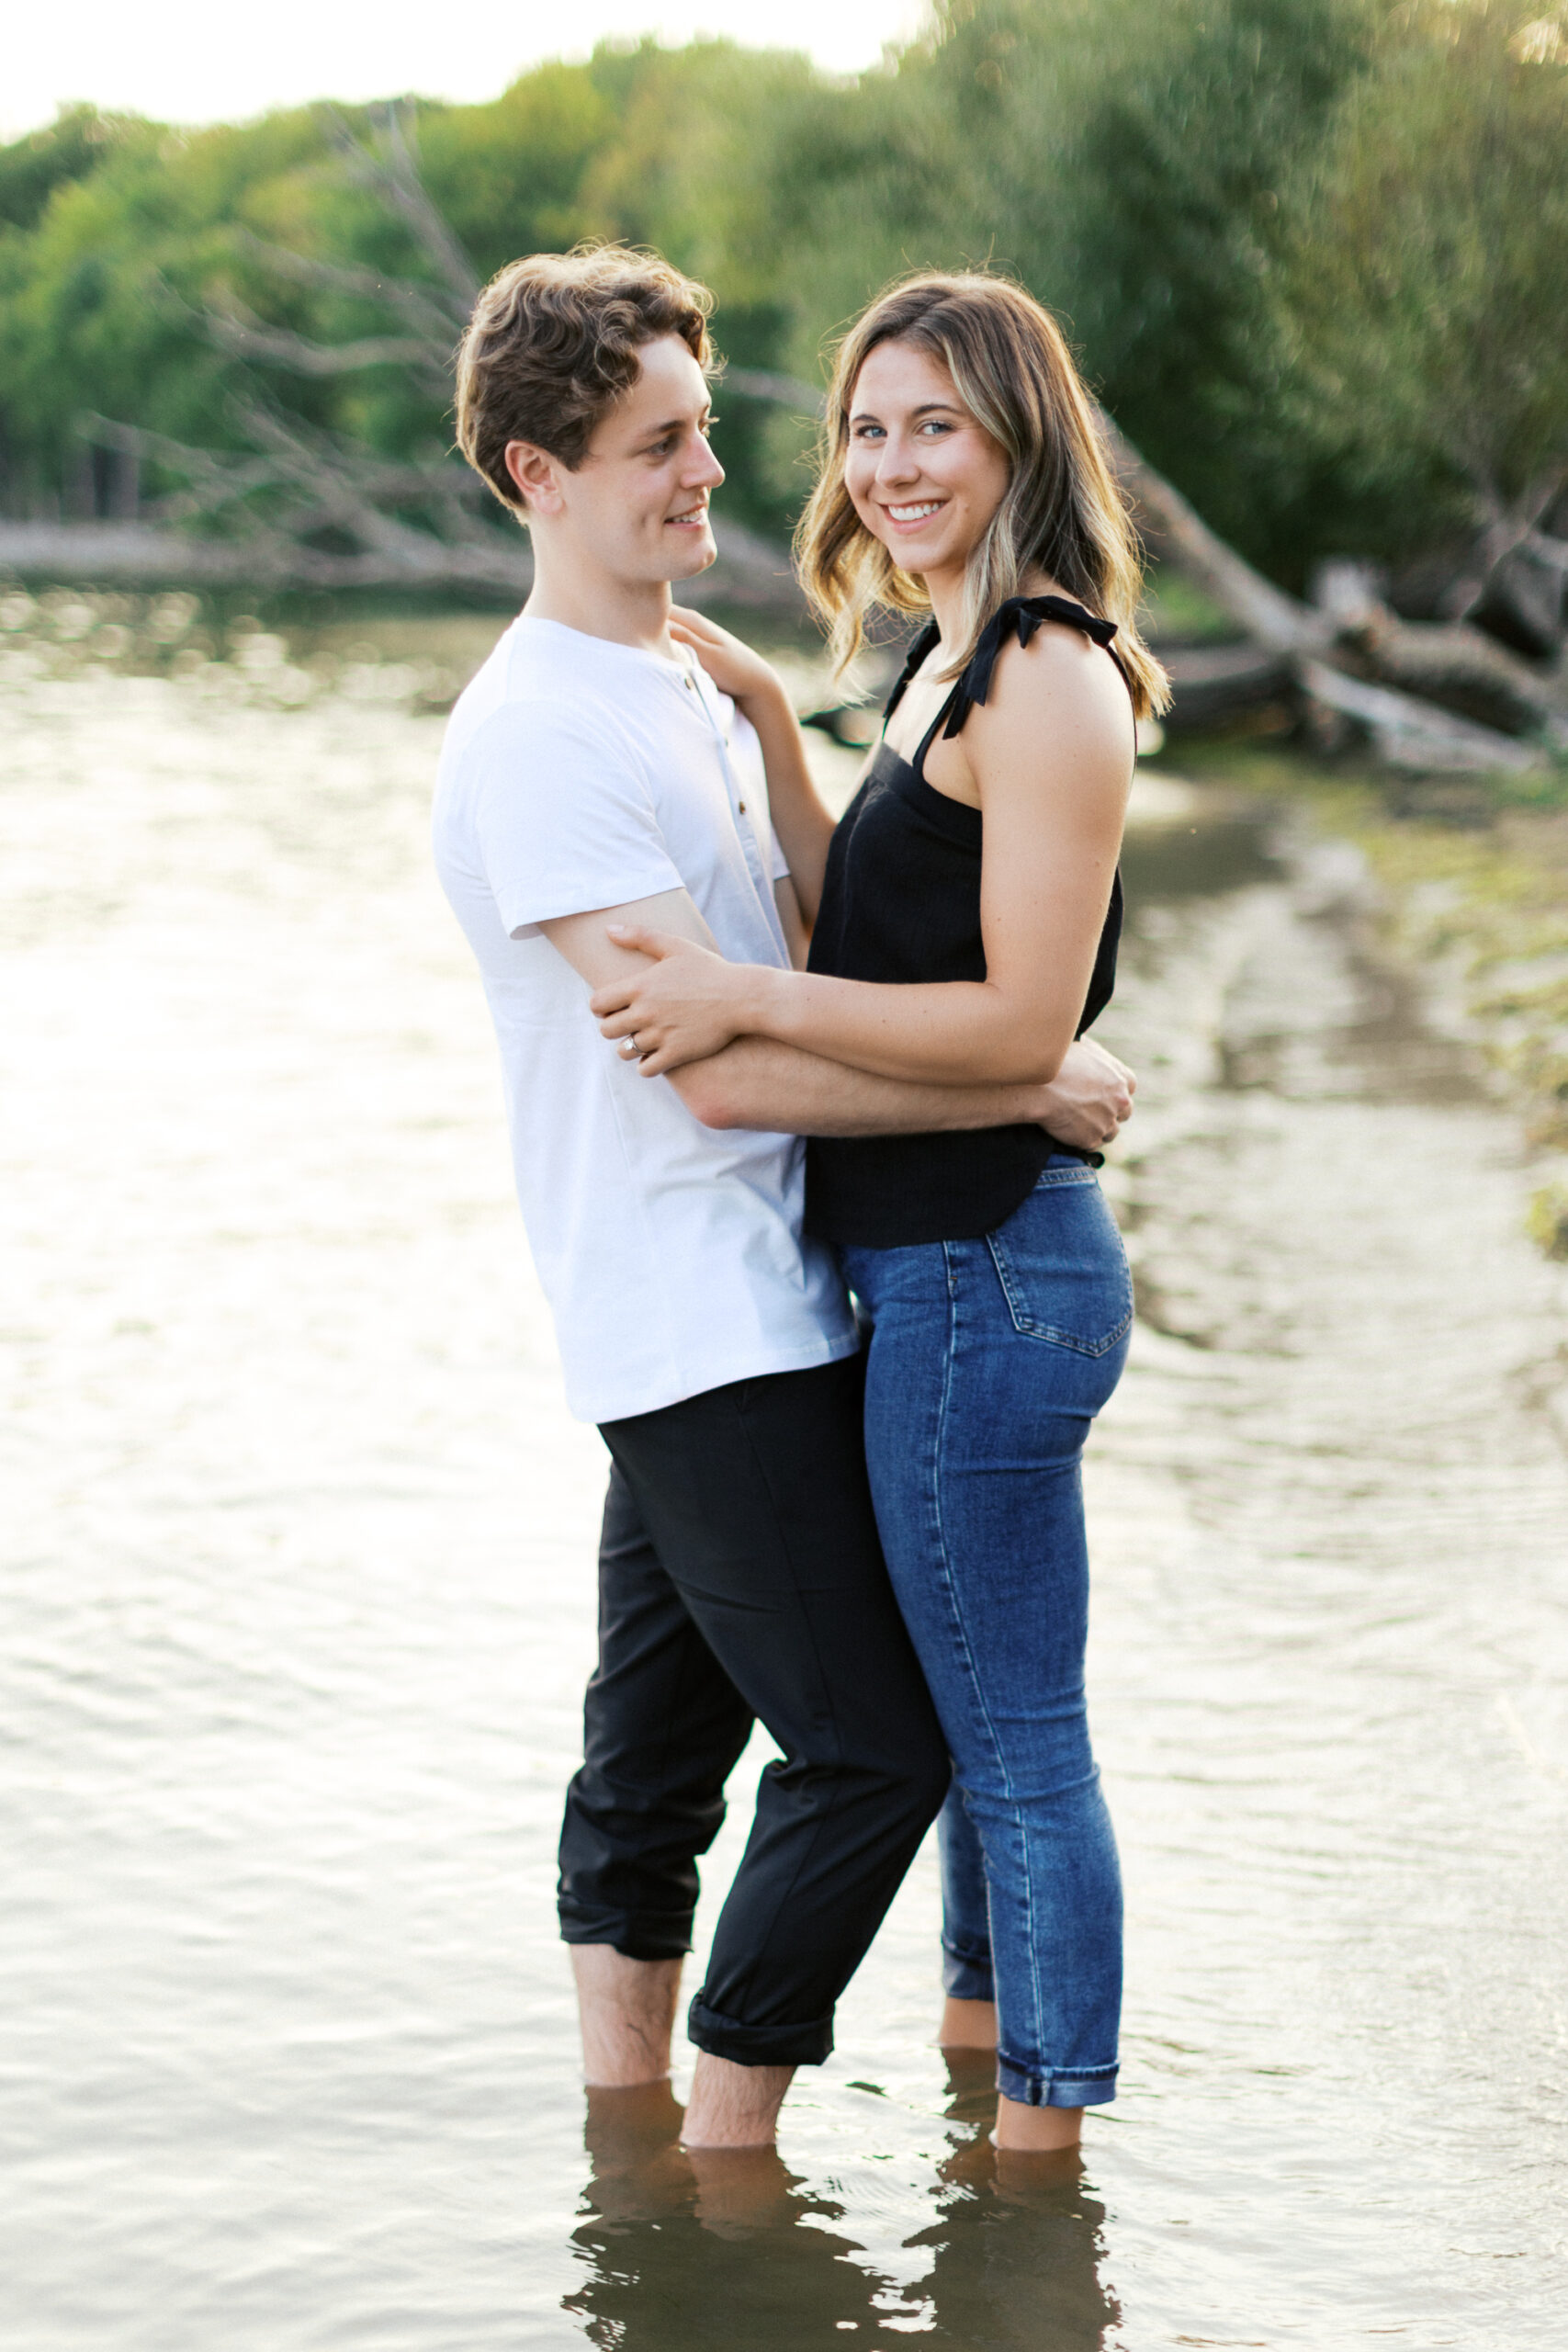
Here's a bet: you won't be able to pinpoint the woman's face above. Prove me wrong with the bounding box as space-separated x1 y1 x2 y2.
844 337 1011 585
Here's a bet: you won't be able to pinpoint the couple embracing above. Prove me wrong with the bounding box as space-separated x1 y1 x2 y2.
433 245 1167 2157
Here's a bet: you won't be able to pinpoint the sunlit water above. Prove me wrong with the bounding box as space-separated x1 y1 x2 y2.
3 622 1565 2350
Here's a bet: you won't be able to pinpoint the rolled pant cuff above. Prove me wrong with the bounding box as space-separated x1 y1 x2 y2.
558 1905 693 1962
687 1994 834 2069
941 1941 995 2003
996 2053 1118 2109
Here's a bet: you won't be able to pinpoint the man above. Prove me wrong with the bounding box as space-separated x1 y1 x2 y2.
432 244 1134 2151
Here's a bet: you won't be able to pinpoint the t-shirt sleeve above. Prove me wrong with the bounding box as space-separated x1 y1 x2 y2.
467 704 683 937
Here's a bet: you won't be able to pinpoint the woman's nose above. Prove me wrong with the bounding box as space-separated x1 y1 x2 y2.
876 435 919 485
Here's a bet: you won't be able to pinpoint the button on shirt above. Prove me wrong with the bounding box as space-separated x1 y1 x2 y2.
432 616 856 1422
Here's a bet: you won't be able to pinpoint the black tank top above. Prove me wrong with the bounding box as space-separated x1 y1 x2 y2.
804 594 1127 1250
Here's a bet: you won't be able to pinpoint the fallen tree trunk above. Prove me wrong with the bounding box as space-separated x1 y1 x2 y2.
1100 418 1325 655
1298 660 1546 775
1157 643 1296 731
0 515 797 611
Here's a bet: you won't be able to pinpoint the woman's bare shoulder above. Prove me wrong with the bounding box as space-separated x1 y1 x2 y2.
974 613 1134 773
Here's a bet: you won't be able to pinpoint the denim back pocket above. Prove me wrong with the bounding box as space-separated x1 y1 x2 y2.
985 1167 1134 1357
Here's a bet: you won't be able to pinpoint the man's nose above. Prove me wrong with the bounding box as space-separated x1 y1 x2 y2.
687 435 725 488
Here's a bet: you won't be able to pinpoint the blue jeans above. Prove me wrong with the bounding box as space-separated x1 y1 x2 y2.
840 1161 1132 2108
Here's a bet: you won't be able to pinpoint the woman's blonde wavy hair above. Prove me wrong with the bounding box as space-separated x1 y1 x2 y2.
795 270 1168 720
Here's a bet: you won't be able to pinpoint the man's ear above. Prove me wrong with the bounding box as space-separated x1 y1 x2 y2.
503 439 567 516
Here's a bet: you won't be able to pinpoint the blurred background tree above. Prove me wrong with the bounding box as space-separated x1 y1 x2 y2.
0 0 1563 634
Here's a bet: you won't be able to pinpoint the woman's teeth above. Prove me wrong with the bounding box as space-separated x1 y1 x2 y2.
886 502 944 522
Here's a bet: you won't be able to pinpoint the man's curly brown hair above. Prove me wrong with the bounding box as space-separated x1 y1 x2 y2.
455 243 715 510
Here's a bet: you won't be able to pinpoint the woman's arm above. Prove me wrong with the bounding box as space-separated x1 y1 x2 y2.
594 625 1134 1085
541 887 1135 1146
669 609 838 922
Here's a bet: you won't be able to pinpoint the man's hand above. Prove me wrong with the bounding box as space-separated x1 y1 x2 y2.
1032 1035 1135 1152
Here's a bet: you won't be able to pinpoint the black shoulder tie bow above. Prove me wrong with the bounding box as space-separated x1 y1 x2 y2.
942 594 1119 739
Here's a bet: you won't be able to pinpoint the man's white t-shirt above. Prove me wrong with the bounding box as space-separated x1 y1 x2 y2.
432 615 857 1423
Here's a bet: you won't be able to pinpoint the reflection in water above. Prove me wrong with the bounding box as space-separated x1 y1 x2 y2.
568 2063 1117 2352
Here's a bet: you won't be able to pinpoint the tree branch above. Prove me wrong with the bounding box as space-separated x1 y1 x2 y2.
201 295 445 382
319 101 480 310
231 227 467 342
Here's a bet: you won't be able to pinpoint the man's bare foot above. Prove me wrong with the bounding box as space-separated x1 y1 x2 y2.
583 2076 685 2159
570 1944 683 2086
939 1996 998 2050
582 2081 692 2222
992 2093 1083 2154
685 2143 795 2235
681 2052 794 2148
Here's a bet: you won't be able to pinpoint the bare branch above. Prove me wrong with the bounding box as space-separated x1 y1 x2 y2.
231 228 466 343
319 101 480 310
202 296 445 382
1521 528 1568 578
1440 463 1568 623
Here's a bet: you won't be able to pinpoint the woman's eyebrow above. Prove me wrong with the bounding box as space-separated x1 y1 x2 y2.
849 401 962 424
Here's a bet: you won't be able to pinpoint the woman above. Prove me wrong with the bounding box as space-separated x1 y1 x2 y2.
592 271 1168 2152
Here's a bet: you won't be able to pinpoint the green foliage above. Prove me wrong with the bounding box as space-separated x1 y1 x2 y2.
1273 2 1568 542
1 5 1564 587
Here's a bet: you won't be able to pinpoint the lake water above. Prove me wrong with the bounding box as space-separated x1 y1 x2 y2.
2 607 1565 2349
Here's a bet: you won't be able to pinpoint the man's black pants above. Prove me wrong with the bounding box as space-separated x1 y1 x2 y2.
558 1352 950 2070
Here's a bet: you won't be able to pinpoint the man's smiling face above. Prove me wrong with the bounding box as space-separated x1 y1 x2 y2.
533 334 725 587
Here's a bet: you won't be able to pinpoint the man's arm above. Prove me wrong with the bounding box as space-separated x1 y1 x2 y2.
539 889 1134 1146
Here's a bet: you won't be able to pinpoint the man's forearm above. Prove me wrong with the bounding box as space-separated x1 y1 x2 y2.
671 1035 1043 1137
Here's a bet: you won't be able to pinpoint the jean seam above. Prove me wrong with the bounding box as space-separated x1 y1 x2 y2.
933 1243 1045 2072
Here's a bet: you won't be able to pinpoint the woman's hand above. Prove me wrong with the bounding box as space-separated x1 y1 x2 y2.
668 607 784 711
591 925 771 1076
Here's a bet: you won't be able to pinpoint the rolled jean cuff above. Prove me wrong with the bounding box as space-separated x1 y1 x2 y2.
558 1902 693 1962
941 1939 995 2003
997 2053 1118 2109
687 1993 834 2069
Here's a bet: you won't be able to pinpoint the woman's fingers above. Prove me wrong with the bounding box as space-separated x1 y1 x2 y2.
670 607 725 643
588 982 634 1016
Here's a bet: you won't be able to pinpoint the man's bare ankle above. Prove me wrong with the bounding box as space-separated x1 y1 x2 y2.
570 1943 683 2086
680 2054 795 2149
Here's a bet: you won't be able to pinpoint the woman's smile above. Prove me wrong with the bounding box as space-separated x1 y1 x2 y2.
879 498 950 531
